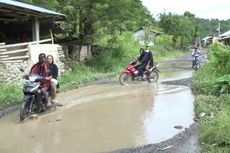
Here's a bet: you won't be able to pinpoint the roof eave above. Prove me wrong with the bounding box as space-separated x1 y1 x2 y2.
0 0 66 20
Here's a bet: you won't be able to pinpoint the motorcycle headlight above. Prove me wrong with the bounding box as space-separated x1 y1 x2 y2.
23 82 39 93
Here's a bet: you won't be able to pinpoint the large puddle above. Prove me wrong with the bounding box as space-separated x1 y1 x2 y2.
0 62 195 153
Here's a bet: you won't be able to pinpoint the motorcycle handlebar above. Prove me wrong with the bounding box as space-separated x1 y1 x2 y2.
24 74 44 82
129 61 137 65
35 77 44 82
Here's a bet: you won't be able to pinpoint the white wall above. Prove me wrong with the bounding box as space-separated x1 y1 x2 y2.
80 45 92 61
29 44 60 64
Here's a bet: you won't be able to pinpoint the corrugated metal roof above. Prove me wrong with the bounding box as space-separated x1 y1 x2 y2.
220 30 230 37
0 0 66 19
202 36 213 41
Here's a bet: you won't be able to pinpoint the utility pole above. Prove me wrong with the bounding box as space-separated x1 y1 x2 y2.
218 21 220 36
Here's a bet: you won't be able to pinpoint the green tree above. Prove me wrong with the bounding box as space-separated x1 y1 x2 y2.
25 0 154 60
60 0 154 60
24 0 59 10
159 12 196 50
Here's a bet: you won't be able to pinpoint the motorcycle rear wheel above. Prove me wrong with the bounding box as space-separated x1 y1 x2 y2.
119 72 132 85
148 70 159 82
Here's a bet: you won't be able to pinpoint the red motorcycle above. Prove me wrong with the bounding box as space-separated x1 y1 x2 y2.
119 61 160 85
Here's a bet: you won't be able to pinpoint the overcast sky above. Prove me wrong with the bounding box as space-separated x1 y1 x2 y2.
141 0 230 20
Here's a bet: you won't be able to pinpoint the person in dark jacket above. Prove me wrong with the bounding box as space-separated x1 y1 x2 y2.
136 48 145 62
144 46 154 79
47 55 62 106
145 46 154 69
135 46 154 79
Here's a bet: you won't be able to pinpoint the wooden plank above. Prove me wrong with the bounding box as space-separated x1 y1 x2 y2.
0 55 9 58
0 42 28 49
0 18 18 22
0 48 28 55
0 42 5 46
0 49 7 52
0 55 29 60
0 60 23 63
30 38 52 44
0 38 52 49
0 8 13 13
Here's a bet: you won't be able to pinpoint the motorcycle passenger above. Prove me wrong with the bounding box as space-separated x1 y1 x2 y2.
133 48 147 78
47 55 62 106
30 53 52 106
192 47 201 68
145 46 154 69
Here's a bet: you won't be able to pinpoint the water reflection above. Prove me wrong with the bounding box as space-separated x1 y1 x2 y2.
142 87 194 144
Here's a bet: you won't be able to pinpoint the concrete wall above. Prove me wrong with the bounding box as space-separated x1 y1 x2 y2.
80 46 92 62
0 44 65 83
61 44 93 62
29 44 65 73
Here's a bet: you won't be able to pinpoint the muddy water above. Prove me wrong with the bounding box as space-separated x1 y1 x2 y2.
0 63 195 153
159 61 193 81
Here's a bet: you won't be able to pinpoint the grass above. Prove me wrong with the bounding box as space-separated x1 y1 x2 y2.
191 63 217 95
192 43 230 152
0 83 23 109
195 94 230 153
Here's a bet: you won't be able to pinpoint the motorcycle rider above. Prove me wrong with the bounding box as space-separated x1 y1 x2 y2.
192 47 201 68
137 48 146 62
30 53 52 107
133 48 146 78
134 46 154 79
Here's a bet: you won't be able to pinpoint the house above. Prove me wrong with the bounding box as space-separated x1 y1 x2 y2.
133 27 163 46
201 35 213 48
218 30 230 46
0 0 66 82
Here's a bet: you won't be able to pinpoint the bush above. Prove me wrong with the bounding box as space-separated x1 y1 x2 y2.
198 95 230 152
209 42 230 74
153 35 174 52
213 75 230 95
194 95 220 117
191 63 217 95
86 32 142 72
0 83 22 109
192 42 230 153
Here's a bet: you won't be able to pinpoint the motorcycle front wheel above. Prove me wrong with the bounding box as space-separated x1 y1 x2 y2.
20 96 32 121
148 70 159 82
195 62 200 71
119 72 132 85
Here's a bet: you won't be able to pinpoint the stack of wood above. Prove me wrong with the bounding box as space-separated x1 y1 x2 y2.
0 42 30 63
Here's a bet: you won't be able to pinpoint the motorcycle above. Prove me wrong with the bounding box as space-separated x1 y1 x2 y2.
192 54 200 71
20 74 55 121
119 61 160 85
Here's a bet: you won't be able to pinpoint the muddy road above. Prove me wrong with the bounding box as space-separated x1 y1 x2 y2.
0 53 201 153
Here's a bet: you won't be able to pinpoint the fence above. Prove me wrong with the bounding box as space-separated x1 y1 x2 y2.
0 39 52 63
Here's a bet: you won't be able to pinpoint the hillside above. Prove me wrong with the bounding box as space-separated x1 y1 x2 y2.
196 18 230 38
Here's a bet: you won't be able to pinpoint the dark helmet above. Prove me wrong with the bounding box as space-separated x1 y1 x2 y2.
38 53 46 62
